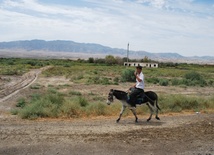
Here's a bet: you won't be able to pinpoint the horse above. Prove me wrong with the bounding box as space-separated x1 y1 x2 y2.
106 89 161 123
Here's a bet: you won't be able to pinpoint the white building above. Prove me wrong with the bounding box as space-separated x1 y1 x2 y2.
124 62 158 68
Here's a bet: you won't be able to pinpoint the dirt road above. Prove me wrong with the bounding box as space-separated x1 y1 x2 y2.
0 68 213 155
0 114 213 155
0 67 51 103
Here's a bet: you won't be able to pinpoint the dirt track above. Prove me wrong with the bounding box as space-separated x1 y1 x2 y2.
0 68 214 155
0 114 213 155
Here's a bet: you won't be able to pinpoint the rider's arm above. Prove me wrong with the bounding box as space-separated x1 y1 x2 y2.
135 74 142 82
130 84 136 90
134 72 143 82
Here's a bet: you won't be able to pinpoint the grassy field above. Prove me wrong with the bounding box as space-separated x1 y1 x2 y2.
1 58 213 119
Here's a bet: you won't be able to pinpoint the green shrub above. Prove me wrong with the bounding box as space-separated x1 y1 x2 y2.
30 83 41 89
60 100 81 118
16 98 26 108
159 79 169 86
11 109 19 115
121 69 135 82
19 93 64 119
30 93 41 101
171 78 182 86
92 96 105 101
113 77 120 83
184 71 201 81
207 79 214 87
146 77 159 84
78 97 89 107
48 88 58 94
183 71 207 87
69 91 82 96
93 70 98 74
159 94 214 113
86 102 108 116
100 77 111 85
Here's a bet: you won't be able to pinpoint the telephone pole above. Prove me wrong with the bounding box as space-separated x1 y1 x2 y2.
127 43 129 63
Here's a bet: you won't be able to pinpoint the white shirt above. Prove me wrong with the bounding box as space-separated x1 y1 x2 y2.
136 72 144 89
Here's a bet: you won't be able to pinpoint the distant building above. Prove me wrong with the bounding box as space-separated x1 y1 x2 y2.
124 62 158 68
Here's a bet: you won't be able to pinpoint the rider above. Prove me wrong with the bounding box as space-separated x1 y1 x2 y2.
128 65 145 106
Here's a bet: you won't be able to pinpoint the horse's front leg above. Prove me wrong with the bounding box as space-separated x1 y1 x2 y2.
117 105 126 123
130 107 138 123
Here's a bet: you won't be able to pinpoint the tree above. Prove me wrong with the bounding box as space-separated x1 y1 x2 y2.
115 56 124 65
105 55 116 65
88 57 94 63
141 56 149 62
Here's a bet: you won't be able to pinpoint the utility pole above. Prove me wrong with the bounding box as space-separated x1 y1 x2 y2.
127 43 129 63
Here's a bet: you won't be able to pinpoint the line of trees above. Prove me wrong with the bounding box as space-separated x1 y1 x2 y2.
87 55 156 65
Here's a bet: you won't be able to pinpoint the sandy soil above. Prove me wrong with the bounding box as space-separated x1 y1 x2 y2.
0 114 213 155
0 68 213 155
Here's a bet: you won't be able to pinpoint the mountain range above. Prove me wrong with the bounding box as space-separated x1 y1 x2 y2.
0 40 213 64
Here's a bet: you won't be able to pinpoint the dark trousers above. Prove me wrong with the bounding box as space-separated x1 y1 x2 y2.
129 88 144 106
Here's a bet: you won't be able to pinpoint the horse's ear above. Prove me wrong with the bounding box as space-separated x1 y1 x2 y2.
110 89 114 92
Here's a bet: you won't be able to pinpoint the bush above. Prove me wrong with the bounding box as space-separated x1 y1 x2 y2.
159 79 169 86
11 109 19 115
171 78 182 86
121 69 135 82
184 71 207 87
159 94 214 113
16 98 26 108
78 97 89 107
184 71 201 81
61 100 82 118
69 91 82 96
19 93 64 119
105 55 116 65
88 57 94 63
146 77 159 84
208 79 214 87
100 77 111 85
113 77 119 83
30 83 41 89
86 102 108 116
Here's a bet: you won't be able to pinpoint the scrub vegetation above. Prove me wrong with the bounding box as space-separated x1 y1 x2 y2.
1 57 213 119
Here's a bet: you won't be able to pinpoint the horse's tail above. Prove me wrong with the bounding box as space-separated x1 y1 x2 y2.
155 95 161 111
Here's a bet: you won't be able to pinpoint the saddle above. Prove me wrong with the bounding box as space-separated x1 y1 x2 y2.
127 90 146 105
136 92 146 104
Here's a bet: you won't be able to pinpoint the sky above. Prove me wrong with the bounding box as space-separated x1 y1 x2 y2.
0 0 214 56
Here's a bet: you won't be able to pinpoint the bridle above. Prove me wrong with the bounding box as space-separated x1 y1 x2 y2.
108 91 114 102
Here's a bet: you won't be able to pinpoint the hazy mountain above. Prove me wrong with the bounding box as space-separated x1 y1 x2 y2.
0 40 213 64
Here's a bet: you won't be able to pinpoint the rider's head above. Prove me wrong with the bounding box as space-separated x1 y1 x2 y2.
136 65 142 74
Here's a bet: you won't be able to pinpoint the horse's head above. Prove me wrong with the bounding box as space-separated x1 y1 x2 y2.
107 89 114 105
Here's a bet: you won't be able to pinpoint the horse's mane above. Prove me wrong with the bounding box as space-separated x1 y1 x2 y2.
113 89 127 94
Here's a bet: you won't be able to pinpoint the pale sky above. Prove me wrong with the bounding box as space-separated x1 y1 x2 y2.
0 0 214 56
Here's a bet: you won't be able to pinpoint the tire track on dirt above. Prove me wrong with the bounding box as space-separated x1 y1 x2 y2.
0 66 50 103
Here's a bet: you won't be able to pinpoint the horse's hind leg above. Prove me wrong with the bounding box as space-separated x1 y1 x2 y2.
117 105 126 123
130 107 138 123
155 101 160 120
146 103 153 122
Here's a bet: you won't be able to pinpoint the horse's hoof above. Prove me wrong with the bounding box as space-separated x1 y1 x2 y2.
156 116 160 120
147 118 151 122
135 119 138 123
116 119 120 123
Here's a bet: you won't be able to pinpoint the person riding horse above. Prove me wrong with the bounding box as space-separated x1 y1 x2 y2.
128 65 145 107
